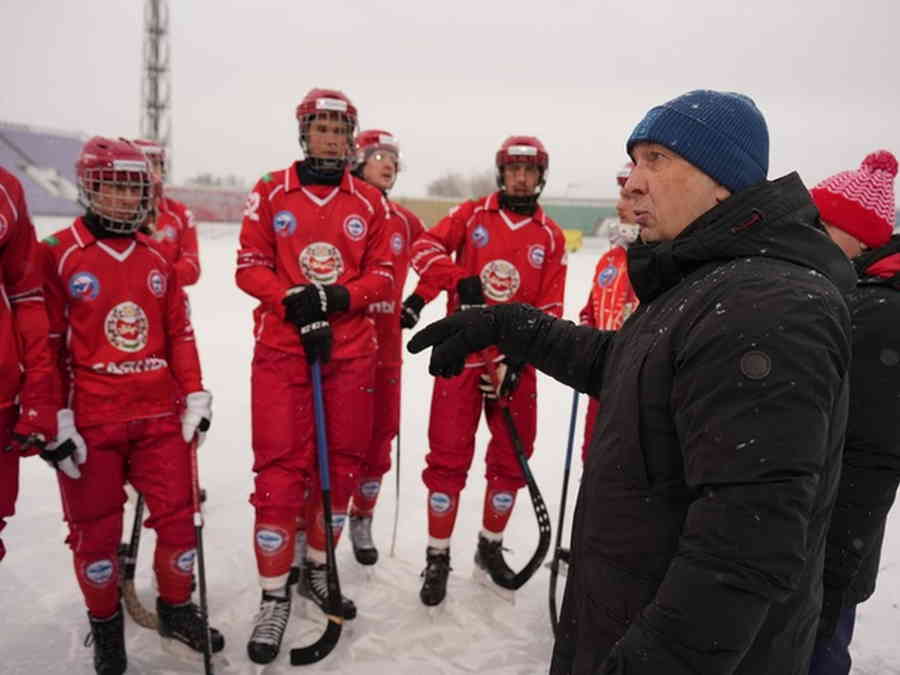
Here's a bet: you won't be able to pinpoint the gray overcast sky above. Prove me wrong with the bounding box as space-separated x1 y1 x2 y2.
3 0 898 199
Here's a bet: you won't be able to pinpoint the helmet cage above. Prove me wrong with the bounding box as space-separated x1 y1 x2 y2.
354 132 402 173
496 143 548 212
77 160 153 234
297 97 358 173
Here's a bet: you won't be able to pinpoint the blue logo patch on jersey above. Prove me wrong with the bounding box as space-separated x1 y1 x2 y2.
429 492 453 515
597 265 618 287
472 225 489 248
147 269 167 297
344 215 367 241
390 232 404 255
68 271 101 300
528 244 545 269
85 559 115 586
273 210 297 236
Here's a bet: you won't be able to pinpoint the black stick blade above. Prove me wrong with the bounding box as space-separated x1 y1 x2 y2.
289 619 343 666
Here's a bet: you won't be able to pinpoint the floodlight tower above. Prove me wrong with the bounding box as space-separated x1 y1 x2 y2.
140 0 171 148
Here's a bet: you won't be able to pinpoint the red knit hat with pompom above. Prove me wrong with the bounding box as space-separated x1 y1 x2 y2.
811 150 897 248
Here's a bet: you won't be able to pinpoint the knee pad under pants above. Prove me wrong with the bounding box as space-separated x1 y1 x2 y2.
359 365 400 478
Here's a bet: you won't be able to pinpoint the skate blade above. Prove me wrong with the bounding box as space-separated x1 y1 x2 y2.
472 566 516 604
424 601 446 619
160 635 230 669
357 564 376 582
544 559 569 577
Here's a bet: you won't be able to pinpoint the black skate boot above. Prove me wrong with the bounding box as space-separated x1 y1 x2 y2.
157 597 225 657
298 561 357 620
419 547 451 607
474 534 516 588
349 515 378 565
247 587 292 665
86 607 127 675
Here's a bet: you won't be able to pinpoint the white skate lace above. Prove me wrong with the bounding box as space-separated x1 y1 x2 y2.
349 516 375 551
250 595 290 646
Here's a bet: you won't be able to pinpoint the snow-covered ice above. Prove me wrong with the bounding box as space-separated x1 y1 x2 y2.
1 219 897 674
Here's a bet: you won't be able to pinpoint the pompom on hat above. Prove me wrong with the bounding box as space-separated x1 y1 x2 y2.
811 150 898 249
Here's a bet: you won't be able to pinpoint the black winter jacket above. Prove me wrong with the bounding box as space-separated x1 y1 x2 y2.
497 174 856 674
823 236 900 612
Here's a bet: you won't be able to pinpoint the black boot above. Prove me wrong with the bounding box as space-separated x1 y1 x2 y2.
157 597 225 654
349 515 378 565
86 608 127 675
474 534 516 587
247 588 292 665
298 561 357 620
419 547 451 607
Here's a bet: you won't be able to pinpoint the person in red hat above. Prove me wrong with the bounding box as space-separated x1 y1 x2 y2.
236 88 394 664
808 150 900 675
406 135 567 607
578 163 639 462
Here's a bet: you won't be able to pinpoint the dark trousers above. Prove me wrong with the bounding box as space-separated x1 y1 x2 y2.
808 605 857 675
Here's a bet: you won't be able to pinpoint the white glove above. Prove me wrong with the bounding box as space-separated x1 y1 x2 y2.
182 390 212 446
41 409 88 479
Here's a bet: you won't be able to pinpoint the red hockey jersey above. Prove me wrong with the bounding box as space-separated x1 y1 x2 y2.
146 196 200 287
367 200 425 367
236 165 394 360
578 245 638 330
0 167 54 415
410 191 567 365
39 218 203 427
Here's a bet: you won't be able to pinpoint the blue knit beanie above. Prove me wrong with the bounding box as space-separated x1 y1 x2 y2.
626 90 769 193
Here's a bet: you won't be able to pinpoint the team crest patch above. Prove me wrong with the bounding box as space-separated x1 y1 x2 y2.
299 242 344 284
84 559 115 587
597 265 618 287
343 214 367 241
68 271 101 301
528 244 545 269
361 480 381 498
175 549 196 574
390 232 404 255
472 224 489 248
480 259 521 302
273 210 297 236
105 301 149 353
491 491 515 513
429 492 453 515
256 527 287 555
147 269 167 297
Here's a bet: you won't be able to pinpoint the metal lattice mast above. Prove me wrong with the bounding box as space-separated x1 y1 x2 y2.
140 0 171 149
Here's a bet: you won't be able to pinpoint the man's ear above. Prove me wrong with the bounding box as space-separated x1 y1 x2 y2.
714 183 732 204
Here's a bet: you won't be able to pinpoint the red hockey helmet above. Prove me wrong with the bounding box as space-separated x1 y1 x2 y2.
354 129 401 169
495 136 549 209
75 137 153 234
295 88 358 173
132 138 167 178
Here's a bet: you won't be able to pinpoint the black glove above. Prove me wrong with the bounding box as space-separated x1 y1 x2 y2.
283 284 350 364
408 303 542 378
400 293 425 330
456 276 486 310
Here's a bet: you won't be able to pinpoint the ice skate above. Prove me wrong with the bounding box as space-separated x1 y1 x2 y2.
473 534 516 603
297 561 357 620
157 597 226 665
85 607 127 675
349 514 378 567
247 588 291 665
288 531 306 586
419 547 451 609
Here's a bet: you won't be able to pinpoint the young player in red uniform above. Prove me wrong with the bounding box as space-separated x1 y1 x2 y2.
237 89 394 664
0 166 57 563
406 136 567 606
39 137 221 675
346 129 425 565
578 165 639 460
132 139 201 288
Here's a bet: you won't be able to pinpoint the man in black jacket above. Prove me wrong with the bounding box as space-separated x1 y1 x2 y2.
808 150 900 675
408 90 857 674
